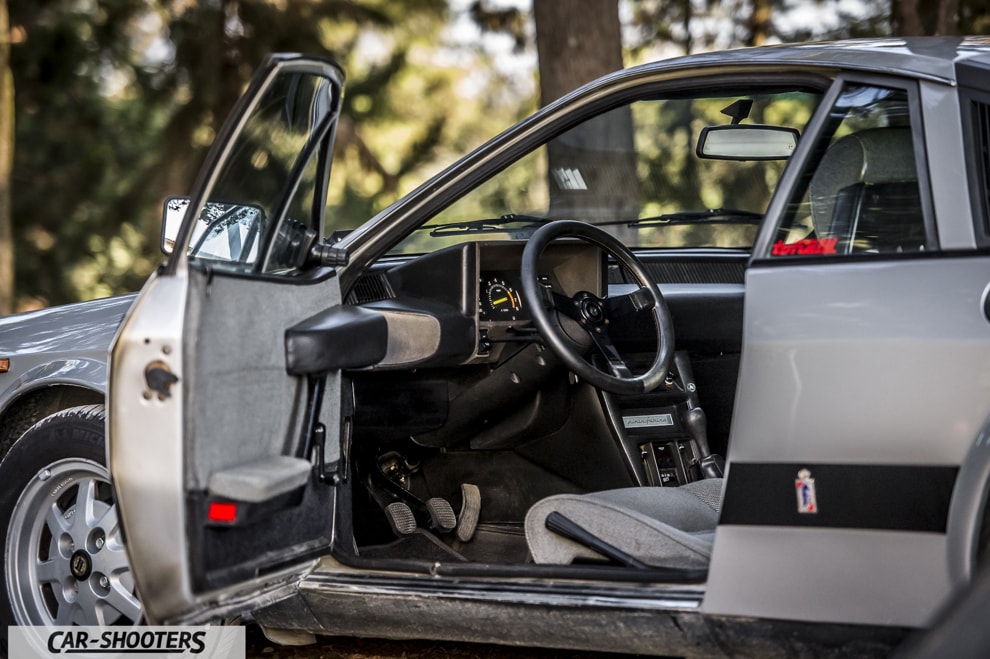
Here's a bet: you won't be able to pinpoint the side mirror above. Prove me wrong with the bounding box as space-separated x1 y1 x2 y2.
160 196 266 263
160 197 188 255
696 125 799 160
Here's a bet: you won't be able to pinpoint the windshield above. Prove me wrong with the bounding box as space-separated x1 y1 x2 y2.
391 87 821 254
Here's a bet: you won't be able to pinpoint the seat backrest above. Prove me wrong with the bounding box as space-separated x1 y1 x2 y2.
809 127 924 253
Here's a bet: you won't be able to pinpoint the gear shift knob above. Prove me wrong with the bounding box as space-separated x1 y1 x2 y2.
684 406 724 479
684 406 710 457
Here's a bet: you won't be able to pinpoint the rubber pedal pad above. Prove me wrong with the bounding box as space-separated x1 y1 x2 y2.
426 497 457 532
385 501 417 536
456 483 481 542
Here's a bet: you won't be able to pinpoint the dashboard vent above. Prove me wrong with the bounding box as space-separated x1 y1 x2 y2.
609 260 746 285
346 272 395 304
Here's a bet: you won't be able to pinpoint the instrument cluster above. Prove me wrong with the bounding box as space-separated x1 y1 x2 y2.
478 272 528 322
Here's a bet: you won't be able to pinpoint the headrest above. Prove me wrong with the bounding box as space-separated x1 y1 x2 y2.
809 127 916 235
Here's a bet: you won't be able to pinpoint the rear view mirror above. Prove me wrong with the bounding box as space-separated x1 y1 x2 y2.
696 125 799 160
161 196 266 263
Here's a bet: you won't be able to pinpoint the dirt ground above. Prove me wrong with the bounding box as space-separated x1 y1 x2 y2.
244 625 641 659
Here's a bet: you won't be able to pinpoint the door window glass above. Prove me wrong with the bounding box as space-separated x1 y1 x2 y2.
186 71 338 272
771 84 927 257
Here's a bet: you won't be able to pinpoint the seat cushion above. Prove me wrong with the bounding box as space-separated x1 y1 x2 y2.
525 479 723 569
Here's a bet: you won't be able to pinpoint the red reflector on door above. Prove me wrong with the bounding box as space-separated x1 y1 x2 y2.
208 502 237 523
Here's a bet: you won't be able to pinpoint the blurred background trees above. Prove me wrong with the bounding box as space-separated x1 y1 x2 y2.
0 0 983 312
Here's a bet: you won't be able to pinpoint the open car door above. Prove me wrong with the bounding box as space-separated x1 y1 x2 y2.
704 77 990 627
108 55 355 624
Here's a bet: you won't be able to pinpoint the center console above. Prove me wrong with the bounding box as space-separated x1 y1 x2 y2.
602 351 716 487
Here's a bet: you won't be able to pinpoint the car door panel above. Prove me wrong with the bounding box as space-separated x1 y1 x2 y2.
704 258 990 626
109 271 191 620
108 55 346 623
182 268 343 492
181 269 343 591
110 261 346 622
707 526 950 626
726 259 990 465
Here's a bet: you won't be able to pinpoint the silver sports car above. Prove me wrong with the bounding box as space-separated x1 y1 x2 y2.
4 37 990 657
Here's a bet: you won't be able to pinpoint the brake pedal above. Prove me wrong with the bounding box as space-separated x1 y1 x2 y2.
385 501 416 536
457 483 481 542
426 497 457 533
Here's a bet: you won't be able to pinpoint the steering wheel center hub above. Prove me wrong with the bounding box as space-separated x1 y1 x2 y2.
579 296 605 325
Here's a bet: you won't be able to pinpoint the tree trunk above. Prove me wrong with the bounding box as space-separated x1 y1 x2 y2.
747 0 773 47
936 0 960 35
0 0 13 315
893 0 925 35
533 0 637 223
533 0 623 106
892 0 960 36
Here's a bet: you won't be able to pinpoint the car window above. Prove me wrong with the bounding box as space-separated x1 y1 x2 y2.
770 83 927 257
185 71 338 273
390 87 821 255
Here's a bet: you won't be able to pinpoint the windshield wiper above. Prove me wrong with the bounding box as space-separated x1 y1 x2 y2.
422 213 553 237
598 208 764 229
419 208 762 237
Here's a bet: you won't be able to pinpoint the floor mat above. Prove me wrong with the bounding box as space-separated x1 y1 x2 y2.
359 529 468 562
450 522 530 564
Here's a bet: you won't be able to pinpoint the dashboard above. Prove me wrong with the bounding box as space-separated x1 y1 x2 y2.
345 237 746 453
355 241 604 369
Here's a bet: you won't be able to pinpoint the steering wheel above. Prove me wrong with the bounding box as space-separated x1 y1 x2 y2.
520 220 674 395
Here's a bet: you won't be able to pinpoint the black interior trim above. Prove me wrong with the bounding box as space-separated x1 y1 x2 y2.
285 305 388 375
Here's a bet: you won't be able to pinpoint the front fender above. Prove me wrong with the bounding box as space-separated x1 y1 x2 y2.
0 357 108 415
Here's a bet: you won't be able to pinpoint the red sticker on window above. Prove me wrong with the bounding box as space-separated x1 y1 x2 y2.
772 238 838 256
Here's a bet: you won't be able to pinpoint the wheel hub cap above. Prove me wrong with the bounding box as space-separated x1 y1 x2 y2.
69 550 92 580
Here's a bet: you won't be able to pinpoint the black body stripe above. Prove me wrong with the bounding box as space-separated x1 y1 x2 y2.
719 463 959 533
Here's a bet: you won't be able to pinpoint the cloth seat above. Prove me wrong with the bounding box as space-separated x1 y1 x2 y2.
524 478 723 569
809 127 923 254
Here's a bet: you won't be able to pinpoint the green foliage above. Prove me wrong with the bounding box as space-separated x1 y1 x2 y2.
7 0 527 307
9 0 169 307
624 0 895 57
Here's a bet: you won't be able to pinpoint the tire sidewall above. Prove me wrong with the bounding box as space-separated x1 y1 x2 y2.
0 405 108 649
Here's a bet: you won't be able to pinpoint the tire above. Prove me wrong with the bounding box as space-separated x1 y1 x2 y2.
0 405 143 651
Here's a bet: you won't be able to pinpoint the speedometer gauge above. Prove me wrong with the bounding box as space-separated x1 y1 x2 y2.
481 276 523 320
487 279 521 314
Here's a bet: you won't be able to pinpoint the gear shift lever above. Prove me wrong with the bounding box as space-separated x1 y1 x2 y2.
684 406 724 479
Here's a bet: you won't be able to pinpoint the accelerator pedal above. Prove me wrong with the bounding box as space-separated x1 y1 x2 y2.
456 483 482 542
385 501 417 536
426 497 457 533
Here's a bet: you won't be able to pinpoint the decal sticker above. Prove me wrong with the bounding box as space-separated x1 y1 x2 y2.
551 167 588 191
795 468 818 514
772 237 838 256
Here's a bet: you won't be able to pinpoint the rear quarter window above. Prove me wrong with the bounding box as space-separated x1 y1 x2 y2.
771 83 930 258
